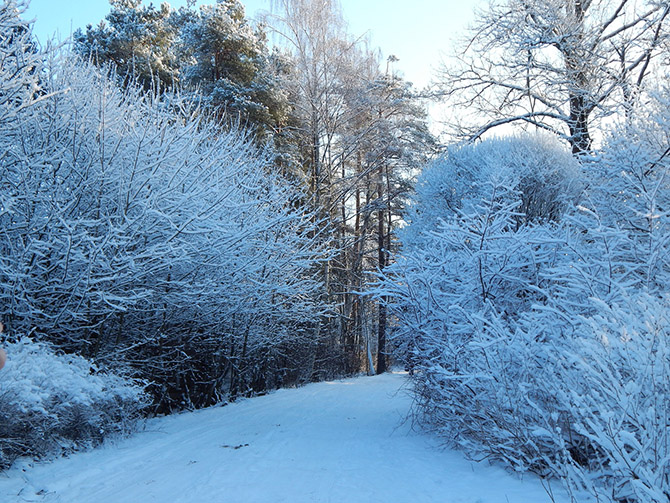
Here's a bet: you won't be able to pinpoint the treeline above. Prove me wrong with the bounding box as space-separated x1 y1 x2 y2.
0 0 434 467
73 0 436 376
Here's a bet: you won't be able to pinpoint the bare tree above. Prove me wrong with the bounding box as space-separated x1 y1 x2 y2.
266 0 371 374
439 0 670 155
266 1 436 374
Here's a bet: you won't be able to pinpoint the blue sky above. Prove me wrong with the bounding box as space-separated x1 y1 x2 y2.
24 0 484 90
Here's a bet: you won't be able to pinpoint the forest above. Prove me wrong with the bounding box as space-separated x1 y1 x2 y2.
0 0 668 502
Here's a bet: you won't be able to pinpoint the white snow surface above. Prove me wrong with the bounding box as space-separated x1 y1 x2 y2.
0 372 574 503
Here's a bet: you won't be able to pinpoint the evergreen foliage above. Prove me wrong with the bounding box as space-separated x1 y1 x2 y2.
74 0 179 90
74 0 290 140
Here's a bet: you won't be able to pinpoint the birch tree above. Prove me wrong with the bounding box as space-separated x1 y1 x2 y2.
267 0 435 374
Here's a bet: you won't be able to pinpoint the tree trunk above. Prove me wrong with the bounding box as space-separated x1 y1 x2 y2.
569 93 591 156
376 195 387 374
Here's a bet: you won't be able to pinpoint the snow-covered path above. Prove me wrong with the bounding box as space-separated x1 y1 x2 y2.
1 372 572 503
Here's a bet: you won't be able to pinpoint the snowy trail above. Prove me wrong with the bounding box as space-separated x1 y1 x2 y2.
0 373 572 503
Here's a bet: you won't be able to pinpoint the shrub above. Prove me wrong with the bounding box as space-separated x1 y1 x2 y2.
0 338 147 469
0 48 329 410
376 130 670 501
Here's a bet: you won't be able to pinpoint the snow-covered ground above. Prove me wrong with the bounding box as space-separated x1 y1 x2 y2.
0 372 575 503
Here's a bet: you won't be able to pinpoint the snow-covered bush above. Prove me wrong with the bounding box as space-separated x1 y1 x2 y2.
385 134 582 369
402 134 582 244
556 294 669 502
0 338 147 469
375 136 584 465
0 3 329 411
0 1 42 126
421 292 670 502
0 0 43 225
376 129 670 501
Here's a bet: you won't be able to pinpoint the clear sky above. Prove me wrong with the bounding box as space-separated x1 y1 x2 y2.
24 0 485 91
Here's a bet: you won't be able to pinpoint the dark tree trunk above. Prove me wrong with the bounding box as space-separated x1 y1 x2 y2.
376 203 387 375
569 93 591 156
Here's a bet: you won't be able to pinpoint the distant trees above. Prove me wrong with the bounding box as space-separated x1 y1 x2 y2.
178 0 290 134
74 0 179 90
439 0 670 154
74 0 290 139
268 0 436 374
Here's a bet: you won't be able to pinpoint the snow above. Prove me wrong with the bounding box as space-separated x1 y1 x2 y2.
0 372 573 503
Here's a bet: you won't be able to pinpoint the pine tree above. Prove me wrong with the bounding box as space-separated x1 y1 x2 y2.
179 0 290 137
74 0 179 91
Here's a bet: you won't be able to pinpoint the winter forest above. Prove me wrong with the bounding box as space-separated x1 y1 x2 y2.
0 0 668 501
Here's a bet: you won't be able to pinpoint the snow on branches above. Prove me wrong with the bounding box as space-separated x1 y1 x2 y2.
375 130 670 502
0 3 329 412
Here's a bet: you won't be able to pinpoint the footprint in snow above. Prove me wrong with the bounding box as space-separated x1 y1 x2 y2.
221 443 249 450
